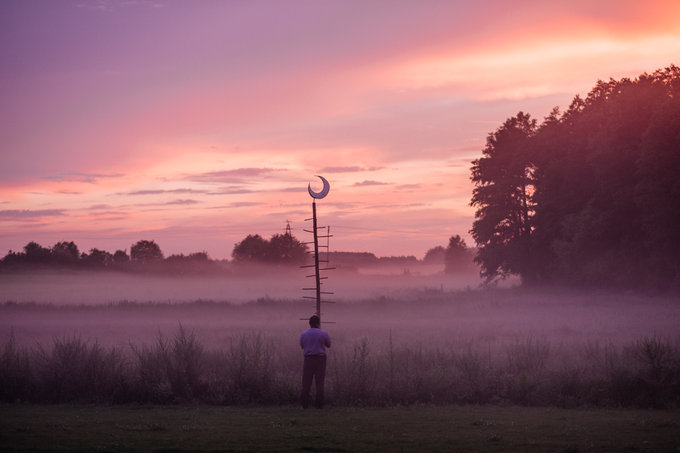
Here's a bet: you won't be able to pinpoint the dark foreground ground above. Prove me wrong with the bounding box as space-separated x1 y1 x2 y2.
1 405 678 452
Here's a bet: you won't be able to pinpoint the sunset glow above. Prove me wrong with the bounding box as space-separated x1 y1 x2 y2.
2 0 679 259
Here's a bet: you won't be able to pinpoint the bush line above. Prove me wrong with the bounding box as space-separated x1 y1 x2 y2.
1 327 679 408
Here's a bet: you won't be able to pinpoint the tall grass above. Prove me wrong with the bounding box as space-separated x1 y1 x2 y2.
1 327 678 408
0 330 32 402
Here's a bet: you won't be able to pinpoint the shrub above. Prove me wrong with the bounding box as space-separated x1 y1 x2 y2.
1 328 679 407
0 331 33 402
35 335 127 403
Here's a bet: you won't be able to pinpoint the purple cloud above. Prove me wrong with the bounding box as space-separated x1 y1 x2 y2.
207 186 254 195
132 199 200 207
319 166 383 173
280 186 305 193
122 188 207 196
187 168 279 184
164 199 200 205
0 209 65 219
368 202 426 209
353 180 390 187
228 201 264 208
44 172 124 183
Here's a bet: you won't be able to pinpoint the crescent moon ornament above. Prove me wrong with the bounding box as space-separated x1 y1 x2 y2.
308 175 330 199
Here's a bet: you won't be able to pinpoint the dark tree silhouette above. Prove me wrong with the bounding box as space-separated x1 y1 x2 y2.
0 250 23 267
52 241 79 266
23 242 52 264
444 235 472 274
423 245 445 264
232 232 308 264
267 233 307 264
635 88 680 286
112 250 130 265
188 252 209 262
164 251 217 274
531 67 680 287
470 112 537 282
232 234 269 262
130 240 163 263
80 248 112 269
470 65 680 289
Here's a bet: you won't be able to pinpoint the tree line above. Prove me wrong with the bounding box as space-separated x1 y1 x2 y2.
0 233 474 274
0 239 216 274
470 65 680 289
0 234 305 273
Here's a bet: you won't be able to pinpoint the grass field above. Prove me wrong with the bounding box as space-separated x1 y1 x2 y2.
2 277 679 451
1 404 679 452
2 287 680 408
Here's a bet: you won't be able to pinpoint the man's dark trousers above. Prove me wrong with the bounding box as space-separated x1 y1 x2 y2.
301 354 326 408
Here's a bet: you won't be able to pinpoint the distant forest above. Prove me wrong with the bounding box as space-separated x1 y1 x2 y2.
471 65 680 290
0 234 473 275
0 239 219 274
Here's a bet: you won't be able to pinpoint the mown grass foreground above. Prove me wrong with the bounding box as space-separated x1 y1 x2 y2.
1 404 678 452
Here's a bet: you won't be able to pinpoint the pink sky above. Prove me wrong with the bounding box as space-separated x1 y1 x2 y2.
2 0 679 259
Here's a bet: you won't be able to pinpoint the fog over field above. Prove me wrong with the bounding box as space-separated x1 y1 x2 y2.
0 266 478 343
2 268 679 407
1 268 676 348
0 264 482 305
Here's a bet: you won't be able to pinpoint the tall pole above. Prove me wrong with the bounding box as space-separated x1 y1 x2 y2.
305 175 331 324
312 200 321 320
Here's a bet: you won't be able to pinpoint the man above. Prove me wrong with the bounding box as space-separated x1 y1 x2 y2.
299 314 331 409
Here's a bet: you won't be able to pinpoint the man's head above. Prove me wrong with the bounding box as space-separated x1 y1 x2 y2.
309 315 320 328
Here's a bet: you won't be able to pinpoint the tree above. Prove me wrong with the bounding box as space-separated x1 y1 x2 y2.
423 245 445 264
52 241 80 266
112 250 130 268
444 235 471 274
470 112 537 282
232 232 308 264
0 250 24 267
187 252 209 262
267 233 307 264
80 248 112 269
635 82 680 286
470 65 680 289
164 251 216 274
130 240 163 263
23 241 52 264
529 66 680 287
232 234 269 262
